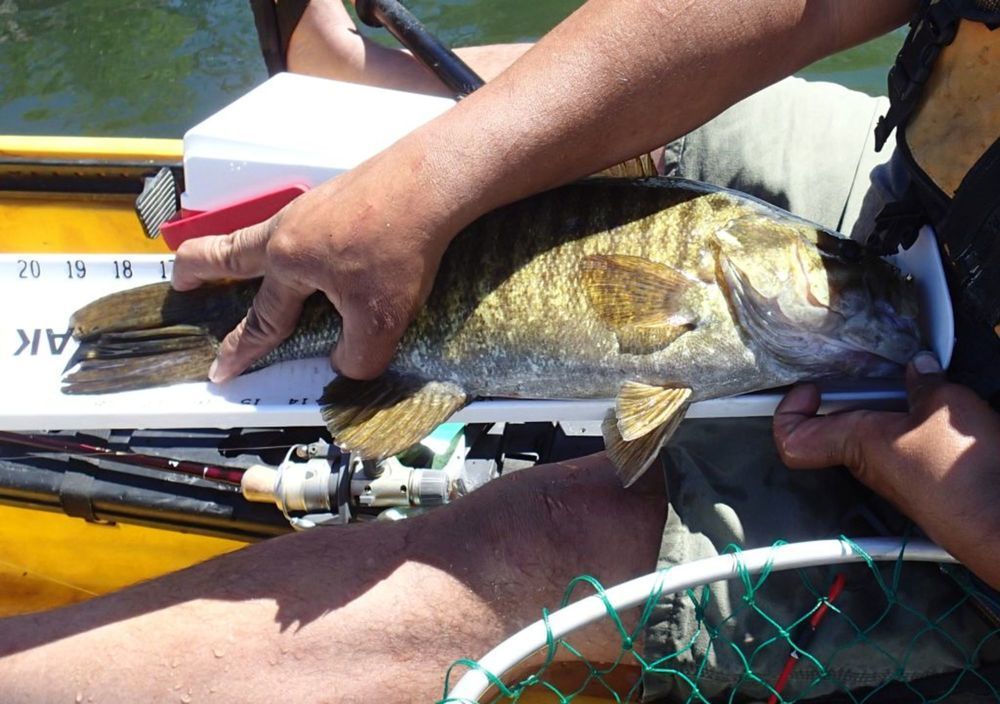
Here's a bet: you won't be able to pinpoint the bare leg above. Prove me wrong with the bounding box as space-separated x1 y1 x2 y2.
0 454 666 703
287 0 531 96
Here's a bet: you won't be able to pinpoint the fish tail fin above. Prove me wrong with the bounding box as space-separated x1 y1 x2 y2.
320 372 468 460
70 281 250 340
63 326 218 394
64 281 252 394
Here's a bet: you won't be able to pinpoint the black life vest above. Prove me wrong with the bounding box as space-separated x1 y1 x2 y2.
869 0 1000 404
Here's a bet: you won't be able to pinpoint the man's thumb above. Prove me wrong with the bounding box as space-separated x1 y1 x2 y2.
905 351 947 412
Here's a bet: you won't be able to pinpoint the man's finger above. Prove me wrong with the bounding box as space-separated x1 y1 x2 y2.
172 218 275 291
330 309 405 380
773 384 875 469
209 275 308 383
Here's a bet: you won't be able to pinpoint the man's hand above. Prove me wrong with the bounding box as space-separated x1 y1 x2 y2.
774 352 1000 589
171 155 456 382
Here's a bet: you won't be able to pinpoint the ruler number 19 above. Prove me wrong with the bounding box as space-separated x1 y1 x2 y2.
113 260 133 279
66 259 87 279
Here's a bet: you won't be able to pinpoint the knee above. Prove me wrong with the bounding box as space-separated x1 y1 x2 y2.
416 454 667 596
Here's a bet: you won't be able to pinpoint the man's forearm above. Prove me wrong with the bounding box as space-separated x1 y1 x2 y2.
403 0 916 235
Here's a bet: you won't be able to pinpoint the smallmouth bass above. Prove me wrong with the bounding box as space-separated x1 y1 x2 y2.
65 178 922 486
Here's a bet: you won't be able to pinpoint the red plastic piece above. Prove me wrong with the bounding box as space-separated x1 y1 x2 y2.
159 185 309 250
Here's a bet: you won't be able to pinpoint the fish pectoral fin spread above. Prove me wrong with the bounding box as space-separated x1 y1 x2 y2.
581 254 697 355
320 373 468 460
603 383 691 487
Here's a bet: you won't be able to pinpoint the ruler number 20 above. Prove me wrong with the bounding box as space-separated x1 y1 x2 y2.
17 259 41 279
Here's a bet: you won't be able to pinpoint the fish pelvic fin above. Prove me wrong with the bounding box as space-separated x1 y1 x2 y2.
581 254 697 355
63 326 218 394
616 382 692 442
603 383 691 487
320 373 468 460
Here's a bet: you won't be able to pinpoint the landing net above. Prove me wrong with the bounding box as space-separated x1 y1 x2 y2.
439 538 1000 703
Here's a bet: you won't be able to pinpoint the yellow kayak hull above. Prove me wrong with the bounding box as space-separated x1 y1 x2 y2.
0 136 614 702
0 135 246 616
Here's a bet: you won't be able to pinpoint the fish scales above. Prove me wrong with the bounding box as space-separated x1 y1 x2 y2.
65 177 922 486
395 183 764 399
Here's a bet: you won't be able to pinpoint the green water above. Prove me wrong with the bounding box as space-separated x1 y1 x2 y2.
0 0 902 138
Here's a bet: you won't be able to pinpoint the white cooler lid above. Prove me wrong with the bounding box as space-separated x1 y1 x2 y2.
181 73 455 212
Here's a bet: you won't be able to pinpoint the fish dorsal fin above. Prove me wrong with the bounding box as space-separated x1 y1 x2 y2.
616 382 692 442
320 373 468 460
592 152 659 179
602 393 688 488
581 254 697 354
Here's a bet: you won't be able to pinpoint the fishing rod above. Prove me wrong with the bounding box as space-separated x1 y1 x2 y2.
0 429 456 531
0 430 246 486
354 0 485 97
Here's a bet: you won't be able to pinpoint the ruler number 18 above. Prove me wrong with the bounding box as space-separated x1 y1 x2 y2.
113 260 133 279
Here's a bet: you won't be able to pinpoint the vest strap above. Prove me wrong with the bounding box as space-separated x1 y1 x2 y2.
874 1 962 151
939 137 1000 329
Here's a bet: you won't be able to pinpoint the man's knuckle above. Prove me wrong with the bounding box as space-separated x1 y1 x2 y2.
242 305 283 342
267 236 303 273
212 237 245 274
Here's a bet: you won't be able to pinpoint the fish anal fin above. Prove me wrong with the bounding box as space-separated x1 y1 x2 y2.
616 382 692 442
320 373 468 460
602 396 689 488
581 254 697 354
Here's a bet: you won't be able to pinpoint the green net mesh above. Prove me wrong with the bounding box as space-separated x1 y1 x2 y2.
439 538 1000 703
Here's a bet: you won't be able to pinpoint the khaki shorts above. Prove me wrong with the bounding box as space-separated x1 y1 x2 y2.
642 78 998 701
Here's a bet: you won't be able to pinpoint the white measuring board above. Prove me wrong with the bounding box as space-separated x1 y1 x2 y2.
0 231 952 432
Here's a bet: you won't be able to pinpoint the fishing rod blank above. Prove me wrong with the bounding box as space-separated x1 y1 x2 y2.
0 430 247 486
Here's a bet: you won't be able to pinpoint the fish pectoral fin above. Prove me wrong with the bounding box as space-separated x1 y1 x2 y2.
615 382 692 442
581 254 697 354
320 372 468 460
602 394 688 488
